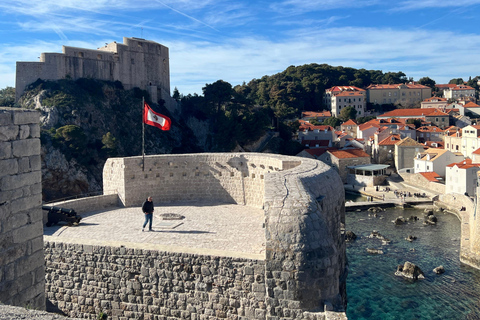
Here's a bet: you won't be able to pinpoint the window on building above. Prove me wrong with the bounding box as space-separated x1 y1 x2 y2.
131 58 135 64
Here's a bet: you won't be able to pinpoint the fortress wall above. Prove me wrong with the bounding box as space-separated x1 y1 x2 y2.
0 108 45 309
103 153 290 208
436 194 480 269
44 241 267 320
45 153 347 319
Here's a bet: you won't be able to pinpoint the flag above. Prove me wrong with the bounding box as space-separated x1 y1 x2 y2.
143 102 171 131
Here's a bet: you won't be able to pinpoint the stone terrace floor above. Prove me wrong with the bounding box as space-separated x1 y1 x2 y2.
43 202 266 260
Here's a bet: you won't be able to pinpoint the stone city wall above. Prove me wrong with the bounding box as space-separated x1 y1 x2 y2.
0 108 45 309
436 194 480 269
399 172 446 194
45 153 347 319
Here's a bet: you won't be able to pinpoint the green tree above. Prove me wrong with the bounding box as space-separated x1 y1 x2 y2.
323 117 341 128
406 118 422 128
102 132 118 156
0 87 15 107
172 87 181 101
449 78 465 85
202 80 234 117
339 106 357 122
418 77 436 89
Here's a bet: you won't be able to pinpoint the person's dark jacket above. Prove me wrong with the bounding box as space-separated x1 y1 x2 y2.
142 199 154 214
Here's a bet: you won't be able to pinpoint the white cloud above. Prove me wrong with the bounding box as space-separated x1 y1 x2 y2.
269 0 380 15
398 0 480 10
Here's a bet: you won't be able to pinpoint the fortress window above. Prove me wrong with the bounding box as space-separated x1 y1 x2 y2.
78 52 84 58
131 58 135 65
260 175 264 179
97 54 102 59
230 172 235 177
252 174 255 179
169 173 174 177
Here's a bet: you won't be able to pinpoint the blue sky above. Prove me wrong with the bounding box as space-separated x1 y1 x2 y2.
1 0 480 96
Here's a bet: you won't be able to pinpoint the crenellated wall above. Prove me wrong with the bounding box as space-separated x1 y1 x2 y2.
45 153 347 319
0 108 45 309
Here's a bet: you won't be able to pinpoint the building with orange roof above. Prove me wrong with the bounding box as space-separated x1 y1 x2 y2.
444 125 480 158
441 84 475 101
373 134 402 166
297 123 336 145
419 172 443 183
395 137 424 171
341 119 358 138
378 108 438 119
446 158 480 196
424 109 449 129
366 83 431 107
421 97 448 109
324 85 365 108
330 91 367 118
318 148 371 183
414 148 464 177
459 101 480 117
301 110 332 123
416 125 443 142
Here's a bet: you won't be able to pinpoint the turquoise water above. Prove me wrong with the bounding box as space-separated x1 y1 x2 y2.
346 207 480 320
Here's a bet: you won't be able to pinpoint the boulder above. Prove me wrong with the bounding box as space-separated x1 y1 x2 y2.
368 206 384 213
424 209 434 216
424 214 437 225
345 231 357 242
395 261 425 280
407 215 418 221
433 266 445 274
405 235 417 242
367 248 384 254
393 216 406 225
368 230 391 245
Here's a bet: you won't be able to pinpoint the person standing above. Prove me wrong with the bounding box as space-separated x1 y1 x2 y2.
142 196 154 232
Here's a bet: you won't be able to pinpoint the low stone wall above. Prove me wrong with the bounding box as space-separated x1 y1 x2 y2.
399 172 445 194
44 194 120 223
0 108 45 309
45 153 347 319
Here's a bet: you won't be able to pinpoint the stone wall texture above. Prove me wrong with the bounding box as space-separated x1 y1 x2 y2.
0 108 45 309
45 153 347 319
399 172 446 194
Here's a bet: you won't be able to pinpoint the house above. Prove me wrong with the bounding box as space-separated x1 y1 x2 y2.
395 137 424 171
424 109 449 129
416 126 443 142
318 148 371 183
444 125 480 158
445 159 480 196
452 114 472 128
341 119 358 138
421 97 448 109
366 83 431 106
459 102 480 117
324 86 365 112
378 108 438 120
438 84 476 101
297 121 336 145
414 149 464 177
301 111 332 123
335 131 353 148
330 91 367 118
373 134 402 166
301 140 331 148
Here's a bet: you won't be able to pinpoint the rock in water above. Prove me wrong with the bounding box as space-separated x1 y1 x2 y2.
393 216 406 225
405 235 417 242
367 248 384 254
433 266 445 274
345 230 357 242
395 261 425 280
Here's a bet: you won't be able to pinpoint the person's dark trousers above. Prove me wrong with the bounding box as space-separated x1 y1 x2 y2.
143 213 153 230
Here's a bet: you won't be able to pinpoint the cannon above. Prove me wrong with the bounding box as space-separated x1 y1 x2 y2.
42 205 82 227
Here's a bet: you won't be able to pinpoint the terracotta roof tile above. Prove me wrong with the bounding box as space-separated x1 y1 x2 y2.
301 111 332 118
464 102 480 108
396 137 423 147
446 158 480 169
378 134 402 146
342 119 358 126
328 148 370 159
419 172 442 182
378 108 438 118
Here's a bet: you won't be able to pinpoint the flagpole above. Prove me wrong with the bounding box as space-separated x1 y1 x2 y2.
142 96 145 171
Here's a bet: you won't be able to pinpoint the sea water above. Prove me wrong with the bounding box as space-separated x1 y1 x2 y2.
345 196 480 320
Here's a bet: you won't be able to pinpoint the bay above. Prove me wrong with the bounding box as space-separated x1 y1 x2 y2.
345 200 480 320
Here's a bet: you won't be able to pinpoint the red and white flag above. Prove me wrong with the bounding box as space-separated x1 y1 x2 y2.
143 102 171 131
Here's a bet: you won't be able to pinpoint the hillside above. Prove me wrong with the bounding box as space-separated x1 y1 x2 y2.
18 78 199 201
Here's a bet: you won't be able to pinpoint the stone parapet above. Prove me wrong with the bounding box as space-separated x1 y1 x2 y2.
0 108 45 309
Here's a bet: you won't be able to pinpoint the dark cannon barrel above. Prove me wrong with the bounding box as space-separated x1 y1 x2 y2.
44 205 81 227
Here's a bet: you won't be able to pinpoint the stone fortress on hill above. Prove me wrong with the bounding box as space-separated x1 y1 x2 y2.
15 37 175 112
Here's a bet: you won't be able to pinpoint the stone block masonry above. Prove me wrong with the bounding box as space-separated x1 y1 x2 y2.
0 107 45 310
